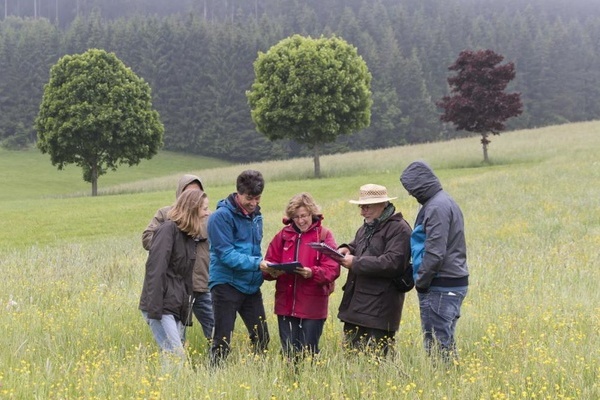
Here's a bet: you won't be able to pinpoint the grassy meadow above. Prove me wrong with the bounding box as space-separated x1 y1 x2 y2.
0 121 599 399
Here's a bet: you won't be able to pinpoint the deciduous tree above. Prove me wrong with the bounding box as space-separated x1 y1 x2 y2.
35 49 163 196
247 34 372 177
437 49 523 163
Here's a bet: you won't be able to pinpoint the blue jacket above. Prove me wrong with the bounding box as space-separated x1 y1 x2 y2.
400 161 469 290
208 193 264 294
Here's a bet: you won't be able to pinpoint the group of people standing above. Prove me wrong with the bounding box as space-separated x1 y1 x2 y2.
137 161 469 366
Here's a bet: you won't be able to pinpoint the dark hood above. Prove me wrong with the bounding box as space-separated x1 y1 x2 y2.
400 161 443 204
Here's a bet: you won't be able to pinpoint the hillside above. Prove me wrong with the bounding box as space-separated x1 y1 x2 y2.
1 121 598 249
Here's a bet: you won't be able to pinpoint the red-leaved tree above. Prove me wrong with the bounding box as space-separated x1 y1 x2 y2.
437 49 523 163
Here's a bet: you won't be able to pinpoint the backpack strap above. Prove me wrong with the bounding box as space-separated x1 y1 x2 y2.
315 226 329 263
316 226 336 295
320 226 329 242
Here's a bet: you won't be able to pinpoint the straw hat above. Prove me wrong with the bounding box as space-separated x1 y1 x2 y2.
349 184 397 205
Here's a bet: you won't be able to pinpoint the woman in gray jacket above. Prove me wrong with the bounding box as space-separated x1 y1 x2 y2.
139 189 209 359
337 184 412 356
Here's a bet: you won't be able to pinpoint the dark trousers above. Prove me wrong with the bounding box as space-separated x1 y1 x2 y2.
210 284 269 363
343 322 395 356
277 315 325 357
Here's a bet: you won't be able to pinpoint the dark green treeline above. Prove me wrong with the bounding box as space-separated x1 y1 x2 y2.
1 0 599 161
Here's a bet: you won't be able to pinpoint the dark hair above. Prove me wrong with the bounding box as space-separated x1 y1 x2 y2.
236 170 264 196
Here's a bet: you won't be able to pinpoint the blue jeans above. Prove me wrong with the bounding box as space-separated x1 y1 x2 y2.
192 291 214 340
210 284 270 364
418 288 467 361
141 311 186 358
277 315 325 356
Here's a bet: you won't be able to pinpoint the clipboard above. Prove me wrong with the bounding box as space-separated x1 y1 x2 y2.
267 261 303 273
307 242 345 259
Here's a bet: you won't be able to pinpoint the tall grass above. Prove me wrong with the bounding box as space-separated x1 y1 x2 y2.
1 121 598 398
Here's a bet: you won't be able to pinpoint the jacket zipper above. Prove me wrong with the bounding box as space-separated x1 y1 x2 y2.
291 232 302 316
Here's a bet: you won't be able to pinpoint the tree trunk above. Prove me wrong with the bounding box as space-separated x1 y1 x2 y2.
481 132 490 164
91 163 98 196
313 145 321 178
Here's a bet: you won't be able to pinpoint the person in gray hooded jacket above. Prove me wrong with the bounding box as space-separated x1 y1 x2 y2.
400 161 469 362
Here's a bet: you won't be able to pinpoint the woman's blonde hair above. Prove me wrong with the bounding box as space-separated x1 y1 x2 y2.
167 189 207 237
285 192 321 219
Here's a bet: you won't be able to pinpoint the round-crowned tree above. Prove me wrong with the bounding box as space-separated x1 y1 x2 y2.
247 34 372 177
35 48 164 196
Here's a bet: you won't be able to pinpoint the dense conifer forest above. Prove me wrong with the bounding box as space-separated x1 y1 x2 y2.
1 0 599 161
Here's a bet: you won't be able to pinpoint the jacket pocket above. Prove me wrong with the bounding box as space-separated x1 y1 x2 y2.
274 287 289 309
301 284 329 297
353 282 386 317
164 277 186 319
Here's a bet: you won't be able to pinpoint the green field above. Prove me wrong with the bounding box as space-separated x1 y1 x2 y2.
1 122 599 399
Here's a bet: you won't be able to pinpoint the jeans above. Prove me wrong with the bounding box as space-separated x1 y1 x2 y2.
141 311 186 358
210 284 269 364
192 291 214 340
343 322 396 356
277 315 325 357
418 288 467 361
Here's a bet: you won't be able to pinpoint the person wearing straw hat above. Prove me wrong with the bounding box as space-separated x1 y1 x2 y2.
337 184 412 356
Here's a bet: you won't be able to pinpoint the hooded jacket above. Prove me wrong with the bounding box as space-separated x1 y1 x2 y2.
337 210 412 332
400 161 469 291
264 216 340 320
139 220 196 321
207 193 264 295
141 174 210 293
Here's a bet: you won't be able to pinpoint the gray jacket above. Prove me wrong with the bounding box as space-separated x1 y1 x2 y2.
400 161 469 290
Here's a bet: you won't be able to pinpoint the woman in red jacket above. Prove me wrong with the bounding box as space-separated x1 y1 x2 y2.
264 193 341 358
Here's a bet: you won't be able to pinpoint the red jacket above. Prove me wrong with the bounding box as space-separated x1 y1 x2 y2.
264 216 340 320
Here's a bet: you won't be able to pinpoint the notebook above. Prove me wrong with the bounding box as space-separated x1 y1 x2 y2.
267 261 303 272
307 242 345 259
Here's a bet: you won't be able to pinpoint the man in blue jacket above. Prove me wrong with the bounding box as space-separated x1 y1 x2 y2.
208 170 270 364
400 161 469 363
